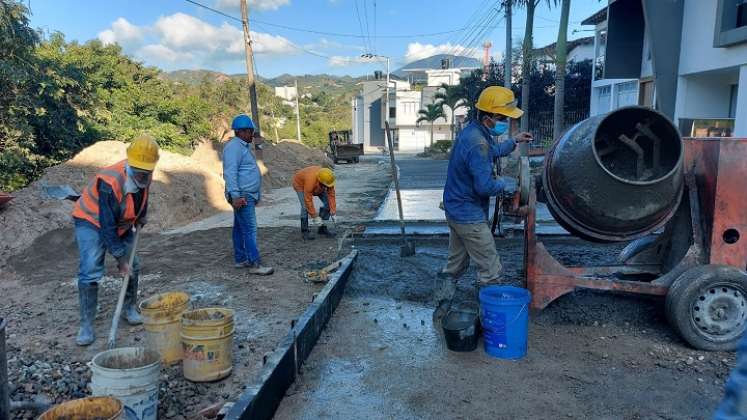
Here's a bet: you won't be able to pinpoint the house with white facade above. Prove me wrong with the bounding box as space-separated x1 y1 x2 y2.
534 36 595 71
584 0 747 137
352 60 470 153
274 85 297 108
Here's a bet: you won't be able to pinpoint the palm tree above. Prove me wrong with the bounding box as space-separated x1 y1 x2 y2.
552 0 572 140
519 0 541 133
434 83 465 140
416 104 446 149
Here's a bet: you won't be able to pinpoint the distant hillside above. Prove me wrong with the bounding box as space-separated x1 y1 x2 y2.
393 54 480 79
163 69 231 84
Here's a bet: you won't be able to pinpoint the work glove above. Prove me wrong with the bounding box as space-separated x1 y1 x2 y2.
330 215 337 223
232 197 248 209
500 176 518 198
116 256 130 277
310 217 322 227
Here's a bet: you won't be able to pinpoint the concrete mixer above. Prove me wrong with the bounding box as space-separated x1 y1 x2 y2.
506 106 747 351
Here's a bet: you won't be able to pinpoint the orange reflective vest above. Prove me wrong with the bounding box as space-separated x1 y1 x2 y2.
72 160 149 236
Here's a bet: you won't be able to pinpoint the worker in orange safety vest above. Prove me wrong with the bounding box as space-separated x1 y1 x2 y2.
292 166 337 241
71 134 159 346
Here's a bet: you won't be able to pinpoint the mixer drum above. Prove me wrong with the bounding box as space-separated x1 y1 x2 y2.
543 106 684 243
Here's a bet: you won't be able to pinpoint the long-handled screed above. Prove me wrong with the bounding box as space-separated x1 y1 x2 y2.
107 229 141 349
385 121 416 257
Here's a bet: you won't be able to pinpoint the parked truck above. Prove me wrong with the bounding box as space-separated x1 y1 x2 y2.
328 130 363 164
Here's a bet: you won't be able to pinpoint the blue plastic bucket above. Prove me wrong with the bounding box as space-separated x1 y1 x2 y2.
479 286 531 360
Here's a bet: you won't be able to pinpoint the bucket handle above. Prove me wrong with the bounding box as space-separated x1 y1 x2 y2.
480 303 528 326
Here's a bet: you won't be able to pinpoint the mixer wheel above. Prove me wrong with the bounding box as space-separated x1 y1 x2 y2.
666 265 747 351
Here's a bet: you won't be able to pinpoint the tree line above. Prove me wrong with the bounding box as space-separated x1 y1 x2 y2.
0 0 348 192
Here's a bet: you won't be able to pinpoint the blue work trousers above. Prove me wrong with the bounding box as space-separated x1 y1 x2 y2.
297 191 330 220
74 219 140 287
715 334 747 419
232 199 260 265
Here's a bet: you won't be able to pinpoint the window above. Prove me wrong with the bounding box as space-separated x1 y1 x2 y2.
389 107 396 118
715 0 747 47
614 81 639 109
596 85 612 115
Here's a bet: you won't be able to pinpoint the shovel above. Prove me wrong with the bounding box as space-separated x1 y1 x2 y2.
107 229 141 349
384 121 416 257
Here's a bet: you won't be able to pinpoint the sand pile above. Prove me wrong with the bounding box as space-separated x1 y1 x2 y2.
191 139 333 190
0 141 231 264
0 139 333 263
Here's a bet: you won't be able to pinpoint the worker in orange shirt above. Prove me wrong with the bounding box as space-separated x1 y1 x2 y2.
292 166 337 240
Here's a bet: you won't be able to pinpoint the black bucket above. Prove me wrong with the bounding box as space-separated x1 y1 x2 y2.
442 310 479 352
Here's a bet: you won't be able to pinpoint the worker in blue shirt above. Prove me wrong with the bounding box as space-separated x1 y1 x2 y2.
434 86 532 314
223 114 274 275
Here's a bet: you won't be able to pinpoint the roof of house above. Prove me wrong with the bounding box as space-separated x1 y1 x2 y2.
534 36 594 56
581 6 607 25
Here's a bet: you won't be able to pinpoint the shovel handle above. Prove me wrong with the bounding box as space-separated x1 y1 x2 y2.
107 230 140 349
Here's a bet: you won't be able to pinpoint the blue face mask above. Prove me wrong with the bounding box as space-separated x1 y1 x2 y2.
490 121 509 136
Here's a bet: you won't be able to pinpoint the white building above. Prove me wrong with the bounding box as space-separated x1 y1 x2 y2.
352 61 469 153
534 36 595 71
584 0 747 137
274 85 297 107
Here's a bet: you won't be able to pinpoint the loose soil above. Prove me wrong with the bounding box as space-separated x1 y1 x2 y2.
275 237 736 419
4 226 350 419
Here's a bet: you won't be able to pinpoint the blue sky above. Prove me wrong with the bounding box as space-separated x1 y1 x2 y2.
29 0 604 77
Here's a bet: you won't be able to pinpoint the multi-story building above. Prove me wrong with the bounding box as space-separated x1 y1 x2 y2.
352 62 472 153
584 0 747 137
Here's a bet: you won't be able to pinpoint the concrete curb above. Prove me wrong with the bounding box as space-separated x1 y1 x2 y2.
225 250 359 420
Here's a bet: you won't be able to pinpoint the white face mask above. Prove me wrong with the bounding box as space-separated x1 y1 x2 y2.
128 166 152 188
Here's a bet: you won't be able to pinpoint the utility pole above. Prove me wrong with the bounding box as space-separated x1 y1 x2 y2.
503 0 512 89
295 79 302 143
240 0 261 135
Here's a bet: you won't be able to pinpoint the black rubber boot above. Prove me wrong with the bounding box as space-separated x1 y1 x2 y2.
122 275 143 325
76 283 98 346
317 224 337 238
301 217 315 241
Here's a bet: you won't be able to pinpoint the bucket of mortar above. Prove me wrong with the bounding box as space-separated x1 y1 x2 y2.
181 307 235 382
479 286 531 360
139 291 190 365
90 347 160 420
442 309 479 352
39 396 125 420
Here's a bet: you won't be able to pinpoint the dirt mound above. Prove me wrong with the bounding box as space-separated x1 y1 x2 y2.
0 141 231 265
191 139 333 190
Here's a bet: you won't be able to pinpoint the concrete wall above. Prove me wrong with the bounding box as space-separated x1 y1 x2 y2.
678 0 747 76
568 43 595 63
737 65 747 136
425 69 462 87
675 70 738 120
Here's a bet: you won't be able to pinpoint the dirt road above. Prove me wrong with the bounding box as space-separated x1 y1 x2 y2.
3 161 388 419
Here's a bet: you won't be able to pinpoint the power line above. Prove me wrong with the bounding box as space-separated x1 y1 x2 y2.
373 0 377 55
183 0 242 22
362 0 372 53
353 0 370 52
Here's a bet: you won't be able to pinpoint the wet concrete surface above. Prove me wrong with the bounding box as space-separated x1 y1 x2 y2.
274 237 733 419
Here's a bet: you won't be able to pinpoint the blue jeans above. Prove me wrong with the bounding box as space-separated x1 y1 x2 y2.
232 199 260 264
297 191 330 219
715 334 747 419
75 219 140 287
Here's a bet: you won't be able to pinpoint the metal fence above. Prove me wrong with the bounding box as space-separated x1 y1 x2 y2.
528 110 589 147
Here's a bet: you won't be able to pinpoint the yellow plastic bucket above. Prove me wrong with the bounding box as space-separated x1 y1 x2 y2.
139 292 190 365
38 396 124 420
181 307 235 382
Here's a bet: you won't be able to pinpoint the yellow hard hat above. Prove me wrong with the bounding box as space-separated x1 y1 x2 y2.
476 86 523 119
317 167 335 187
127 134 160 171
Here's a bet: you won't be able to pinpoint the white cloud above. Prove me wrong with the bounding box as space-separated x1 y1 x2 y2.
137 44 194 63
403 42 480 63
97 18 144 47
328 55 374 67
97 13 295 70
215 0 290 11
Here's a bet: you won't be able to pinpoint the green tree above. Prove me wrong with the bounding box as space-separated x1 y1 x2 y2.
434 83 465 140
552 0 572 140
416 103 446 149
519 0 541 133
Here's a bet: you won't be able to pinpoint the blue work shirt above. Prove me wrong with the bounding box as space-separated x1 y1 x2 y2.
443 120 516 224
223 136 261 202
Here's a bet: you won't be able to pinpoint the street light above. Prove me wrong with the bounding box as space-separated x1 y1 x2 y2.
361 53 391 133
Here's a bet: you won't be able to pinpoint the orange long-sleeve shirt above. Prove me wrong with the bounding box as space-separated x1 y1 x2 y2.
292 166 336 218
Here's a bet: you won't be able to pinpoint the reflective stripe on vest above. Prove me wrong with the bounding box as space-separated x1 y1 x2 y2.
71 160 149 235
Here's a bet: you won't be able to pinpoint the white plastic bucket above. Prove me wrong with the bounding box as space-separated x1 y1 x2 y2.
90 347 161 420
